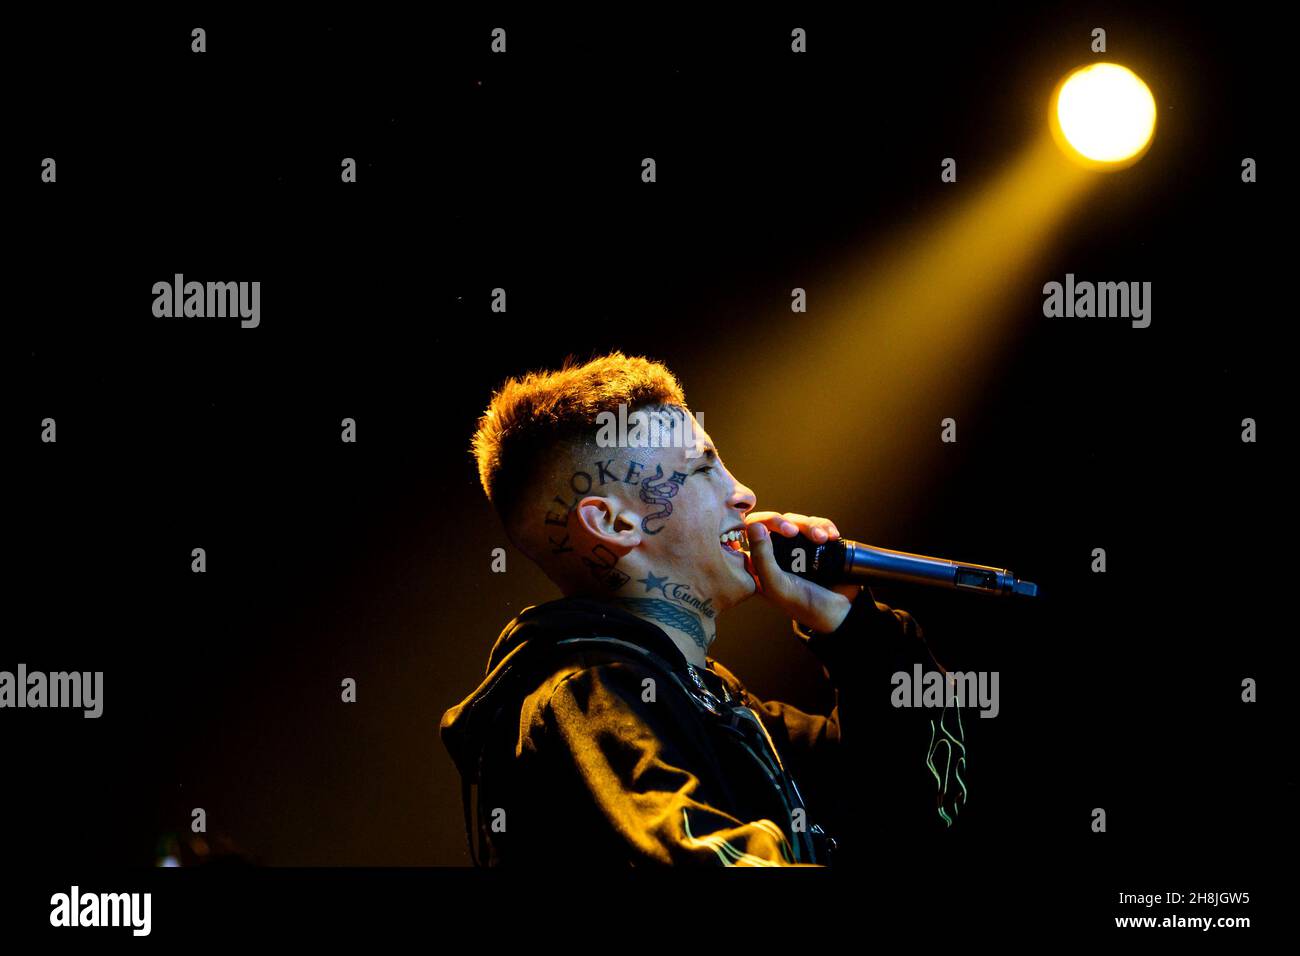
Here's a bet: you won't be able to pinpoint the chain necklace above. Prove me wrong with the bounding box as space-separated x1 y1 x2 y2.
686 663 732 705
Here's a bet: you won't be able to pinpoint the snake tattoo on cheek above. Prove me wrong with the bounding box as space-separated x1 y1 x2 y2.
637 464 688 535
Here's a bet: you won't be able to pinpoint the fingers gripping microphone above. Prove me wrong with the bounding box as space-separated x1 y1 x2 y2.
769 533 1040 598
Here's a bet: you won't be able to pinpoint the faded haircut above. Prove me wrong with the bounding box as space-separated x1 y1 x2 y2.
471 352 688 540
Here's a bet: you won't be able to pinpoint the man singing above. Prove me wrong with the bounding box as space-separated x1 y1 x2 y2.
440 352 965 866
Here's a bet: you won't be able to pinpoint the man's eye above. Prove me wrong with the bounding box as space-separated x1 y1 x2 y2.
694 466 714 475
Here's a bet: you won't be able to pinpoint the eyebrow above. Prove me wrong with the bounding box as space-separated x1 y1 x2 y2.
696 447 718 463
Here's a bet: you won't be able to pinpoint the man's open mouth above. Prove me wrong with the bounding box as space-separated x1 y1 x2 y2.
719 528 749 557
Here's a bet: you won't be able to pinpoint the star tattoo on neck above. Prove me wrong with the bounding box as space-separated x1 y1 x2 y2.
636 572 669 592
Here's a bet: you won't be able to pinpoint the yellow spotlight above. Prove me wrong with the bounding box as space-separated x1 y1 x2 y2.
1050 63 1156 169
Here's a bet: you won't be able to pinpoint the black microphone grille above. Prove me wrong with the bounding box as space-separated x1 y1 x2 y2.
768 531 847 585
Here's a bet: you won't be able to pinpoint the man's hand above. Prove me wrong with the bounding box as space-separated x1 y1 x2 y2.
744 512 863 633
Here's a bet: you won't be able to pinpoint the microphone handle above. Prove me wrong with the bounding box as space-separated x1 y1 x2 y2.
769 533 1039 598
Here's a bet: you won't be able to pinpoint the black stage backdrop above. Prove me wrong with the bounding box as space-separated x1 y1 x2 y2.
5 4 1286 941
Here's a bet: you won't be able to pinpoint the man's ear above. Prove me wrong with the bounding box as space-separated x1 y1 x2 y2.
574 496 642 554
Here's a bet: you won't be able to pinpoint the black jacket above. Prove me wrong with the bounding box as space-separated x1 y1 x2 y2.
439 588 966 867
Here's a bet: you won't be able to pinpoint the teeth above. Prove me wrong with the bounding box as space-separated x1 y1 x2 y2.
719 529 749 549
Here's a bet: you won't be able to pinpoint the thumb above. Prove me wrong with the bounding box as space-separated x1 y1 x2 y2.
746 522 786 597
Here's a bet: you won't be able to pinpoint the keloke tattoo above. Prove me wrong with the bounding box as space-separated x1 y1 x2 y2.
539 456 691 589
616 597 709 651
543 458 650 557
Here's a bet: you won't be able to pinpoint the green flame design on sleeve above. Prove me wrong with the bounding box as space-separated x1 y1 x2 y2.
925 689 968 828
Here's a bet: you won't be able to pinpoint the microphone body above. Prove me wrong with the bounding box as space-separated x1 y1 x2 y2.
769 533 1039 598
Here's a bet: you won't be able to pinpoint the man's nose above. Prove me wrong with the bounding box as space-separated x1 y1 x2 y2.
728 480 757 515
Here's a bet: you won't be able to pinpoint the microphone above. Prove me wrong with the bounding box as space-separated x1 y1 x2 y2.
768 532 1039 598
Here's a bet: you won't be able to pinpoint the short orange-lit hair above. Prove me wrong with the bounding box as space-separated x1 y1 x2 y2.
471 352 687 538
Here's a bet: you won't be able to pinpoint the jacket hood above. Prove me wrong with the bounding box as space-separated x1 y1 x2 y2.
439 596 690 779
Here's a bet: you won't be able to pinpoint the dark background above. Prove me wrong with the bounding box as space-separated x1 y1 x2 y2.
6 3 1285 936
